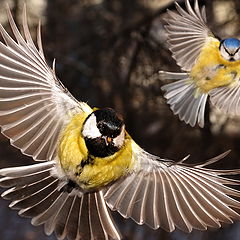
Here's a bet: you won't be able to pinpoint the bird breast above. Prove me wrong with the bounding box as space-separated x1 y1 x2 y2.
190 38 240 93
58 112 135 190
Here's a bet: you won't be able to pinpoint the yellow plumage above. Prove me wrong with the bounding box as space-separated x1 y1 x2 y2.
58 111 135 190
58 112 89 178
160 0 240 127
190 37 240 94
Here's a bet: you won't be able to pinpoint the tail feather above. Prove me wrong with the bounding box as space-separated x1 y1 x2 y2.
53 195 76 239
161 72 208 127
166 81 192 102
96 191 122 239
65 196 82 240
0 162 121 240
33 192 69 226
76 195 91 240
90 194 104 238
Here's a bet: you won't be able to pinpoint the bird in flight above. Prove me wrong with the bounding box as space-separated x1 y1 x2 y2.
0 4 240 240
160 0 240 127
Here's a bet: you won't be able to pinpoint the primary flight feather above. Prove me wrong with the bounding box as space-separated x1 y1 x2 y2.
1 4 240 240
160 0 240 127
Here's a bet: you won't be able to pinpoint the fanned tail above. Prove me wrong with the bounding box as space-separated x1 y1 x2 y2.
0 162 121 240
160 71 208 127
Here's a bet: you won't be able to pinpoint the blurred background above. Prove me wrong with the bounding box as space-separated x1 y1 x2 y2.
0 0 240 239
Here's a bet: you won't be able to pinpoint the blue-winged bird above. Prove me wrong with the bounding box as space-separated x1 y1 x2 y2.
160 0 240 127
1 4 240 240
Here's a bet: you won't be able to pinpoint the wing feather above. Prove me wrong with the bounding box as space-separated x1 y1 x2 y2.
209 82 240 116
128 173 146 224
163 169 191 232
118 173 142 218
0 163 121 240
6 6 47 71
165 0 215 71
172 169 221 228
179 170 234 223
105 146 240 232
155 171 174 230
167 169 207 230
0 6 92 161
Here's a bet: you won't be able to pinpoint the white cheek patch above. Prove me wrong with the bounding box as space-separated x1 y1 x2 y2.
235 51 240 61
220 46 230 61
82 114 101 138
113 125 125 148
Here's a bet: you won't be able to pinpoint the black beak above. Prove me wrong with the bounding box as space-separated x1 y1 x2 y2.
229 57 235 62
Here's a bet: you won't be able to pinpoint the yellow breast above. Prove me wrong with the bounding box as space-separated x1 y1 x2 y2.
190 37 240 94
58 111 135 190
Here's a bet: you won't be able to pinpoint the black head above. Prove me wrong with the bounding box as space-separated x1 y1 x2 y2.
82 108 125 158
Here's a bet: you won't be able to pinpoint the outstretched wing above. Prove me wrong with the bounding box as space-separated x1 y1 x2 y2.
0 162 121 240
0 6 92 161
105 145 240 232
209 82 240 116
165 0 216 71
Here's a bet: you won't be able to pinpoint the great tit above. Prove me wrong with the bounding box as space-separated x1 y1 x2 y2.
1 5 240 240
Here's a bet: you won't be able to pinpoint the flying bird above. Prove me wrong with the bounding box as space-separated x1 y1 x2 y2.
160 0 240 127
1 4 240 240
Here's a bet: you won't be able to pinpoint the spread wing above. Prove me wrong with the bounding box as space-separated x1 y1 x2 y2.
105 145 240 232
0 6 92 161
209 82 240 116
165 0 216 71
0 162 121 240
